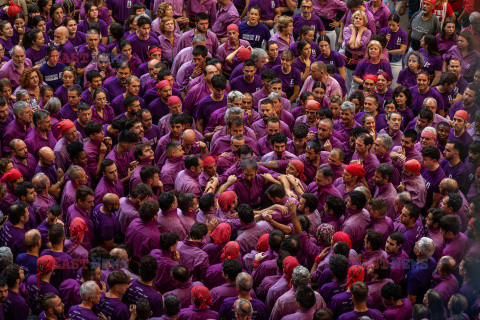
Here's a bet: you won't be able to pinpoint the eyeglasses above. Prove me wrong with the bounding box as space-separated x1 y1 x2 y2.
301 5 312 8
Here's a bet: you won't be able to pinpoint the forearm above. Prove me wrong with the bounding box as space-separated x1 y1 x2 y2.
289 86 300 103
217 181 234 194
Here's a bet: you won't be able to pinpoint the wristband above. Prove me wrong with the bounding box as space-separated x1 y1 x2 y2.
315 255 323 264
253 259 261 268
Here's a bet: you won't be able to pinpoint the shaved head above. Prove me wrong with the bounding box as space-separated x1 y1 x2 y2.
182 129 196 143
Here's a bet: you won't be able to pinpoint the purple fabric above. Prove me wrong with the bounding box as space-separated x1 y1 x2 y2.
421 165 446 208
151 249 179 292
14 253 38 280
174 170 202 198
177 239 210 281
383 298 413 320
442 232 469 264
3 290 29 320
271 286 326 320
0 222 26 258
66 204 95 251
443 45 480 79
340 208 370 252
406 257 437 304
238 21 271 48
92 204 122 245
176 29 219 56
157 208 188 240
178 304 220 320
338 308 384 320
94 293 129 320
125 218 161 259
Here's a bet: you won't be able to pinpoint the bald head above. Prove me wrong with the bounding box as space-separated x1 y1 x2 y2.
32 173 50 193
54 26 69 45
440 178 458 194
438 256 456 274
39 147 55 166
148 59 159 68
25 229 41 250
103 193 119 207
470 11 480 23
182 129 196 143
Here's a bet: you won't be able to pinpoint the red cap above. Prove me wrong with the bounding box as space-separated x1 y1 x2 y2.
191 286 212 309
58 119 76 138
345 163 366 178
0 169 22 183
454 110 469 123
167 95 182 107
256 234 269 252
36 255 55 287
305 100 321 111
332 231 352 249
238 47 251 62
156 80 171 91
424 0 436 5
203 156 215 167
404 159 421 176
218 191 236 213
363 74 378 83
221 241 240 261
346 265 365 287
7 1 21 19
210 222 231 244
227 24 239 33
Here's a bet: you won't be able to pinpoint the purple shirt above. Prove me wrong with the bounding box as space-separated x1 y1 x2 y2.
409 85 445 113
212 2 241 38
238 21 271 48
178 305 220 320
406 257 437 303
175 170 202 198
292 13 324 36
383 298 413 320
102 78 126 102
443 45 480 79
165 281 203 309
316 50 346 74
195 94 228 124
105 147 134 180
220 297 265 320
176 29 219 56
271 287 326 320
442 232 469 263
126 32 161 63
125 218 161 259
0 58 33 89
94 293 129 320
161 156 186 191
94 176 124 205
26 274 59 314
341 208 370 252
24 128 57 159
338 309 384 320
157 208 188 240
3 289 29 320
354 58 393 82
66 204 95 251
177 239 210 281
92 204 122 245
151 249 179 292
0 222 26 258
230 75 263 94
401 220 424 257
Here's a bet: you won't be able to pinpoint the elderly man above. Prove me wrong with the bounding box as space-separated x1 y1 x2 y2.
270 266 326 320
24 110 57 160
0 46 32 89
408 98 447 130
415 127 439 154
76 29 106 77
406 237 437 303
399 160 427 208
231 48 269 79
378 112 403 148
333 101 360 144
4 102 33 155
66 281 102 319
53 26 76 66
299 61 342 100
409 0 440 50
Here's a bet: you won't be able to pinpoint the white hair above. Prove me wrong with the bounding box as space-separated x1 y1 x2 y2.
80 281 97 301
416 237 435 259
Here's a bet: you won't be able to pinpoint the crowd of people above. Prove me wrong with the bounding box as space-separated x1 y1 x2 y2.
0 0 478 319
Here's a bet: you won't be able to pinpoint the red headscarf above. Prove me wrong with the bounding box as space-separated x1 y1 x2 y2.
191 285 212 309
58 119 76 138
332 231 352 249
256 234 269 252
156 80 171 96
7 1 21 19
346 265 365 287
221 241 240 261
36 255 55 287
0 168 22 183
218 191 237 213
283 256 299 288
289 159 306 182
70 217 88 250
210 222 231 244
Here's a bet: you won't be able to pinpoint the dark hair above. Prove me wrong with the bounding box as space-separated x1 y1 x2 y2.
375 163 394 182
107 270 130 288
237 204 254 224
439 215 460 235
421 145 441 161
393 86 413 107
198 193 215 212
15 181 34 200
388 231 405 246
348 190 367 210
370 258 391 279
139 255 158 282
351 282 369 302
48 223 65 246
163 294 181 317
425 289 446 320
404 203 421 221
139 200 159 221
171 265 190 283
140 166 159 184
313 308 333 320
301 193 319 213
189 222 208 240
295 286 316 309
366 229 384 251
222 259 242 282
195 12 209 23
8 202 28 225
3 264 21 288
403 129 418 142
381 282 402 301
292 124 309 139
268 230 285 252
329 254 349 280
159 232 179 251
185 155 201 171
325 195 345 218
446 193 463 213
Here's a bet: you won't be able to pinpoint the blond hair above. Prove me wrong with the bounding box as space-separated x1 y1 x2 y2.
352 10 368 26
277 15 293 32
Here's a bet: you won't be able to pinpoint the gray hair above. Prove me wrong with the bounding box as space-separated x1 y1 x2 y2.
235 298 253 317
0 247 13 273
231 134 245 142
267 92 282 102
250 48 268 61
15 90 29 103
236 272 253 292
227 90 244 104
224 107 244 121
10 45 25 57
340 101 355 114
192 34 206 44
33 109 50 126
416 237 435 259
396 191 412 205
292 266 310 288
376 133 393 150
44 97 62 114
67 165 85 181
86 29 99 37
12 101 30 117
80 281 98 301
423 97 437 107
422 126 437 137
32 173 49 192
